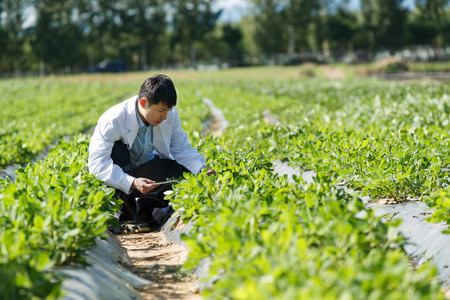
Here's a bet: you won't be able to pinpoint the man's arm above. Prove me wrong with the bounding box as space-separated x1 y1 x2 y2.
168 109 208 174
88 119 135 194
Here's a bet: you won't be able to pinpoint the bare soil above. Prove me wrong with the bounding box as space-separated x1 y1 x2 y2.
369 197 420 206
115 231 201 300
203 113 223 136
320 65 346 79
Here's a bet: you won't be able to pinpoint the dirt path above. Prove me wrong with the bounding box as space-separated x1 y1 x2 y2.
112 104 224 299
115 231 201 300
320 66 346 79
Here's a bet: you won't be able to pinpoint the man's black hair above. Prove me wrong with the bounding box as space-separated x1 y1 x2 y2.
138 74 177 107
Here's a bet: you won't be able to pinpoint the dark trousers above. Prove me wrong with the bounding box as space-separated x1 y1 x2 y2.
111 141 190 225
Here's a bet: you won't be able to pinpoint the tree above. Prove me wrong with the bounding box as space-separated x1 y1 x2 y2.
250 0 287 62
414 0 449 46
0 0 9 71
31 0 84 74
221 24 244 66
79 0 124 69
171 0 221 68
360 0 408 54
406 10 437 45
326 8 358 52
0 0 30 73
250 0 334 62
119 0 167 70
311 0 332 60
285 0 318 53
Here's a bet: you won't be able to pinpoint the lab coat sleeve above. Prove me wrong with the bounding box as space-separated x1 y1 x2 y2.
88 118 135 194
169 110 206 174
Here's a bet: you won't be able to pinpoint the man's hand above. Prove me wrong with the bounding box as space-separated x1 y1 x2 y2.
202 167 216 176
132 177 158 194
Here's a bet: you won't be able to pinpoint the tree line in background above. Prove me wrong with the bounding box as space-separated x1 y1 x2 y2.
0 0 449 75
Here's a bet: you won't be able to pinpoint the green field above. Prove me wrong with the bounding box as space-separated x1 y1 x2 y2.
0 66 449 298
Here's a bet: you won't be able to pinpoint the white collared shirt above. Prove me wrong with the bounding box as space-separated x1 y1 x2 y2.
88 96 206 193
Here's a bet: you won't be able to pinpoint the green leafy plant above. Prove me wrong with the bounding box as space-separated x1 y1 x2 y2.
426 186 450 234
0 134 118 298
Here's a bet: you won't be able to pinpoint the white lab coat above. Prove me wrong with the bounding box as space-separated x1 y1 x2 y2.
88 96 206 193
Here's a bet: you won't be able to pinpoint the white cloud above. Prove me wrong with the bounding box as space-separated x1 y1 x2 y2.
23 7 36 28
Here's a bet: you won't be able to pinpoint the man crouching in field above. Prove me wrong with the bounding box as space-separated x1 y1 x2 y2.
88 74 215 233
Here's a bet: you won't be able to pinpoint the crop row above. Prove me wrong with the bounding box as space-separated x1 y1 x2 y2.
0 79 137 168
0 78 210 298
0 78 213 169
0 135 118 299
192 78 450 229
170 135 443 299
167 77 449 298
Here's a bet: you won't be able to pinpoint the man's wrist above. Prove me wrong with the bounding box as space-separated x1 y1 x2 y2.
126 176 136 194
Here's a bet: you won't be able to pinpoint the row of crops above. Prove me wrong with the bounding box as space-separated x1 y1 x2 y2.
202 79 448 219
0 78 140 168
0 77 142 298
0 136 120 298
0 75 210 298
1 70 449 298
168 77 449 299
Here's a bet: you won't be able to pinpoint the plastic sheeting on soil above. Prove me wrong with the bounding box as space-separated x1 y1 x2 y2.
202 97 229 135
159 210 215 291
59 205 197 299
58 234 152 300
1 154 153 299
273 159 450 290
0 152 155 299
0 163 20 182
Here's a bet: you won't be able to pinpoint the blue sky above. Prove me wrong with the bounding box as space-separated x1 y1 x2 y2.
216 0 416 23
216 0 249 23
22 0 417 27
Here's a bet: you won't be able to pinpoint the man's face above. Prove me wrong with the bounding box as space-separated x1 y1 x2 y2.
139 98 172 126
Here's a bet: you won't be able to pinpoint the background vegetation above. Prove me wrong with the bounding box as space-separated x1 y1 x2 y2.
0 0 449 75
